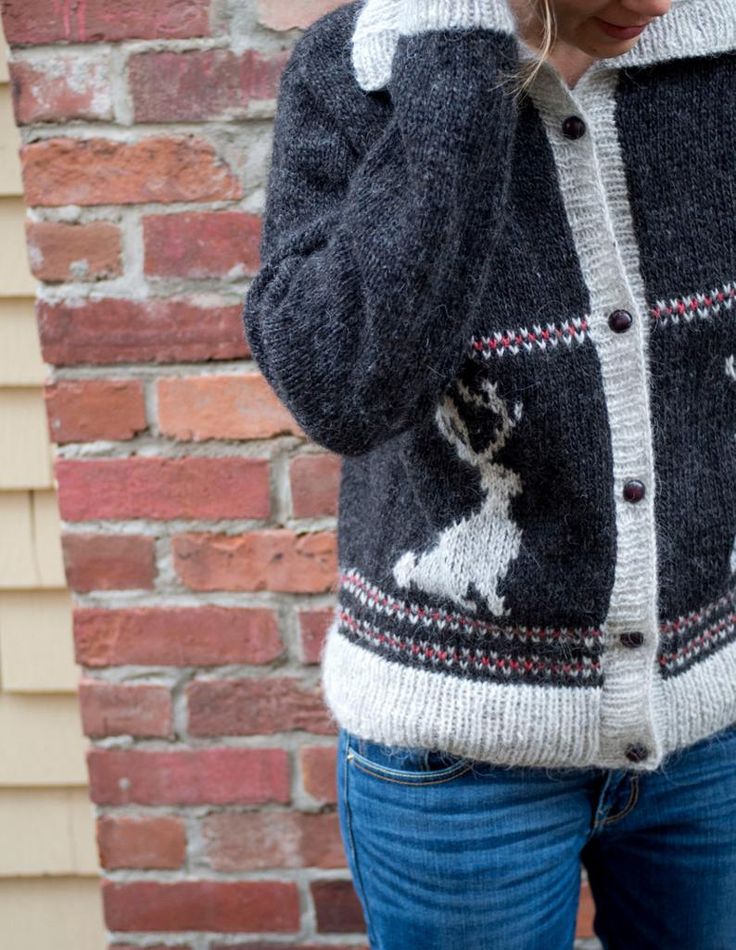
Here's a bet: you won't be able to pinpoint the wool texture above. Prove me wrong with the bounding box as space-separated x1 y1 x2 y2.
242 0 736 771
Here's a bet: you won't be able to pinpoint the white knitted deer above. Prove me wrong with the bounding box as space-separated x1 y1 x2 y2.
392 373 524 615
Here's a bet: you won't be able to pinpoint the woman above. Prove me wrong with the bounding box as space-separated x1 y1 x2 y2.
243 0 736 945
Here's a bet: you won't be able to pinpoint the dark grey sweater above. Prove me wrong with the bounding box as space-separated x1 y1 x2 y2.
243 0 736 771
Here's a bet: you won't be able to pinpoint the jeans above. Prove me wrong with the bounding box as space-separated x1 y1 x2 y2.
336 722 736 949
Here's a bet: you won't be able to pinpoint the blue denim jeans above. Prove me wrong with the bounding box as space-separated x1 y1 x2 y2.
336 722 736 949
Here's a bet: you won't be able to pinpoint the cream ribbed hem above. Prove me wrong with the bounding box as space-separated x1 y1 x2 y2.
320 619 736 771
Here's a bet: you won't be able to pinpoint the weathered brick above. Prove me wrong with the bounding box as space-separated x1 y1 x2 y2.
45 379 145 442
37 297 248 365
88 748 291 805
62 533 155 591
187 677 334 736
26 221 121 282
144 211 260 279
102 879 300 933
79 680 173 738
74 605 283 667
55 456 270 521
300 745 338 804
21 137 241 206
130 49 289 122
157 373 302 441
311 878 365 934
2 0 212 45
172 529 337 592
257 0 345 32
10 58 112 123
290 453 341 518
297 607 334 664
203 810 344 871
97 815 186 870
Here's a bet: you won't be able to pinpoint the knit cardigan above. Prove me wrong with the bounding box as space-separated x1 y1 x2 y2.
242 0 736 771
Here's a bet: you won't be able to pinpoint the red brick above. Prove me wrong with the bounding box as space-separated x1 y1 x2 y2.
577 880 595 938
290 453 341 518
311 878 365 934
173 529 337 592
37 297 248 365
55 457 269 521
74 605 283 667
187 677 334 736
79 680 173 738
102 879 299 933
130 48 289 123
87 747 291 805
203 810 344 871
257 0 345 32
300 745 337 804
62 534 155 591
21 137 241 207
298 607 334 664
10 58 111 123
27 222 121 283
2 0 211 45
157 374 302 441
144 211 260 279
97 815 186 870
111 945 191 950
45 379 145 443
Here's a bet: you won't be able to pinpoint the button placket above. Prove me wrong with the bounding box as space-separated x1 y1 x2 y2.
528 67 662 769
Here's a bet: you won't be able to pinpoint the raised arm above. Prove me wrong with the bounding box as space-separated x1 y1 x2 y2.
242 9 520 456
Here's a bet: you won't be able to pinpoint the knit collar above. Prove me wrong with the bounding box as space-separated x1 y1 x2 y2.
351 0 736 92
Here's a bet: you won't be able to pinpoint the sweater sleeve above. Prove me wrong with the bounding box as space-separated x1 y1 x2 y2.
242 25 520 457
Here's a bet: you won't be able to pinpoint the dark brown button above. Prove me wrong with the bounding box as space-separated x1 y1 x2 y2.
623 479 645 502
621 631 644 648
608 309 633 332
625 742 649 763
561 115 586 139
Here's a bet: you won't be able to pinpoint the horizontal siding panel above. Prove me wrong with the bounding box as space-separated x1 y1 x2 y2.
0 788 98 876
0 299 46 385
0 492 65 589
0 88 21 196
0 388 53 489
0 693 88 785
0 199 36 295
0 878 105 950
0 590 77 693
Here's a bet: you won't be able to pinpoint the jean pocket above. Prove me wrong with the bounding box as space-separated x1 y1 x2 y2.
345 730 472 785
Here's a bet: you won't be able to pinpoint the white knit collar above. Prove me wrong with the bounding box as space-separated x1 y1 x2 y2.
351 0 736 92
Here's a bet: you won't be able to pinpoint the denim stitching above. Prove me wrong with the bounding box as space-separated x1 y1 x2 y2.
599 774 640 826
341 735 378 944
349 754 474 786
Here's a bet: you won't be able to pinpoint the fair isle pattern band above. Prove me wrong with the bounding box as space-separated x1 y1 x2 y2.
650 280 736 327
320 613 736 771
468 278 736 361
338 568 605 688
337 567 736 684
658 584 736 677
469 315 590 358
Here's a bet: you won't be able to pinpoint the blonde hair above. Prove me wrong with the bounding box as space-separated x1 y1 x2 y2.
508 0 558 104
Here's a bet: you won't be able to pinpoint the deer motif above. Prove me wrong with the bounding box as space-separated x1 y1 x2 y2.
392 369 524 615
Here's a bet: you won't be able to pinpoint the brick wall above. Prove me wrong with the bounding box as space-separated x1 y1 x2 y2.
1 0 598 945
